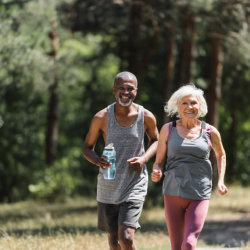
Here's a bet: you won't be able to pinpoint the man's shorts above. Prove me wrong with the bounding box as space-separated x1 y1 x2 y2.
97 200 144 233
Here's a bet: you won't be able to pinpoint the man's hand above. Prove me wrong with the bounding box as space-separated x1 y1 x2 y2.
97 155 112 170
127 157 145 171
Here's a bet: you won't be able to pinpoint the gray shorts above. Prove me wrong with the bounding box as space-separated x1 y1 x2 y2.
97 200 144 233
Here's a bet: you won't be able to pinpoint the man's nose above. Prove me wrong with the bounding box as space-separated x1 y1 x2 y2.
122 88 130 93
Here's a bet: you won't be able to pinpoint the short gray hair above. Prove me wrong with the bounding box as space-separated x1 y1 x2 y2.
114 71 138 87
164 84 208 118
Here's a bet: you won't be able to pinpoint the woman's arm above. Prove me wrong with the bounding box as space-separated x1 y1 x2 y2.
210 125 228 195
151 123 170 182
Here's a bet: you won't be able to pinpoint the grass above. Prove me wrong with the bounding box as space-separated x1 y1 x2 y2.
0 185 249 250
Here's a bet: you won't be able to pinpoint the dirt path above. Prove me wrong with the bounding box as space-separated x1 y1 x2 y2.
199 213 250 248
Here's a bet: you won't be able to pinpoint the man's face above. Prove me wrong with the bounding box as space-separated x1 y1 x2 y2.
113 77 137 107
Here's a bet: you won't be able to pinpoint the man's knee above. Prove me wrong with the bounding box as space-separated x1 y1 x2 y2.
118 226 135 248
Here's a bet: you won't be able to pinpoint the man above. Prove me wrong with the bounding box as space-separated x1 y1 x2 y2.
82 71 159 250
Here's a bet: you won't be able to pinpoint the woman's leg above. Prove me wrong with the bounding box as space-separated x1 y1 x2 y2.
164 195 187 250
182 199 209 250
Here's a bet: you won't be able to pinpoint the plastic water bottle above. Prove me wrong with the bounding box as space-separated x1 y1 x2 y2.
102 143 116 180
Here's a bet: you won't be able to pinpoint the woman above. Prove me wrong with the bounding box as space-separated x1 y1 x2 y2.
151 84 227 250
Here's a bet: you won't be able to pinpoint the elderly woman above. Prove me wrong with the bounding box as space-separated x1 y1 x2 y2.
151 84 227 250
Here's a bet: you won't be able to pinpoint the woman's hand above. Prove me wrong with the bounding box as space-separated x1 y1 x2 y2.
151 164 162 182
217 181 228 195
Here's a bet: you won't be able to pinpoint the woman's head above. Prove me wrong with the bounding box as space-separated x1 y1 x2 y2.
164 84 208 118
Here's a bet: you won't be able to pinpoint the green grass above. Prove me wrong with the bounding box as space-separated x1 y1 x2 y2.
0 186 249 249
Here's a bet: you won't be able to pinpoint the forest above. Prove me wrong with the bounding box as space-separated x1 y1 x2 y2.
0 0 250 203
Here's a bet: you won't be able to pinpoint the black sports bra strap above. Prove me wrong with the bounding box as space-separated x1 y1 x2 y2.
173 120 176 127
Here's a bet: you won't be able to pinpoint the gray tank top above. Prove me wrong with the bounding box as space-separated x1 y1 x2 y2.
97 103 148 204
163 121 212 200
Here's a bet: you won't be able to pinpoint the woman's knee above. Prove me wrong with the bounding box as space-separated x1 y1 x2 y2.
181 236 197 250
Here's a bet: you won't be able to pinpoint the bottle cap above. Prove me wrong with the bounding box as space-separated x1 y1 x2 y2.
104 143 114 150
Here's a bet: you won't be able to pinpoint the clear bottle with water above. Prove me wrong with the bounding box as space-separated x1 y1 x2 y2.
102 143 116 180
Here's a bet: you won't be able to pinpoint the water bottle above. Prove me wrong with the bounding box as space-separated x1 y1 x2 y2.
102 143 116 180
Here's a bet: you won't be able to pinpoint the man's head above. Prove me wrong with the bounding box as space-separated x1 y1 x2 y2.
113 72 138 107
114 71 138 87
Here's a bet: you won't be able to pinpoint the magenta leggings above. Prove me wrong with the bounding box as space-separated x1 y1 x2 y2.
164 195 209 250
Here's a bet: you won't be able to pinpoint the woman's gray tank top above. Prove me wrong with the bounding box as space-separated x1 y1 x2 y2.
163 121 212 200
97 103 148 204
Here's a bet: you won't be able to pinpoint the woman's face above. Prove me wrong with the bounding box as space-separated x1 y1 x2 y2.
177 94 200 119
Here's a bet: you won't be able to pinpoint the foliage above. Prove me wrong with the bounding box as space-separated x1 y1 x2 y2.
0 0 250 202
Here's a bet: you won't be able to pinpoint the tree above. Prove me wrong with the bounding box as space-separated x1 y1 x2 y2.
45 20 59 166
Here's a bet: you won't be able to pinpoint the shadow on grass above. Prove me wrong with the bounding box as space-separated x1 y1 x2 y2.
1 204 249 248
0 205 97 223
200 219 250 248
1 225 100 237
141 218 250 248
3 219 249 248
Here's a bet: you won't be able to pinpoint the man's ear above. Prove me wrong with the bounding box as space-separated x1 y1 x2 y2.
112 86 116 95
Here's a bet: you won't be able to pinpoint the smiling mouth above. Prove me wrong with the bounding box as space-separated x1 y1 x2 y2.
119 95 131 101
185 111 195 115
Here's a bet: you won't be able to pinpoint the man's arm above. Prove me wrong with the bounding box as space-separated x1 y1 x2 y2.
82 109 110 169
127 109 159 171
143 109 159 163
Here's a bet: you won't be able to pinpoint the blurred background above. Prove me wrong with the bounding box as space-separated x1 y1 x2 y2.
0 0 250 204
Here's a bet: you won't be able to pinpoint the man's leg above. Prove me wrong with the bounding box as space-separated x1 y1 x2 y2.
118 225 136 250
117 200 144 250
98 202 121 249
108 231 121 250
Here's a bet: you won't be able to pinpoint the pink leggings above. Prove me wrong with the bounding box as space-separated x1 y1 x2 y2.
164 195 209 250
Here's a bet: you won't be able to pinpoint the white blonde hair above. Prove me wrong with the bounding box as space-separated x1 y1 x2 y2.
164 84 208 118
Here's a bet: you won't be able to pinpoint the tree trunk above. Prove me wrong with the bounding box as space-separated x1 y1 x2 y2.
175 8 195 88
45 21 59 166
163 25 176 124
227 105 236 183
127 0 143 76
207 37 224 189
207 38 223 128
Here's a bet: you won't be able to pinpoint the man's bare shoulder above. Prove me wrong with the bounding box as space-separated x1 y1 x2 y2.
89 107 108 131
143 107 158 131
93 107 108 120
143 108 156 121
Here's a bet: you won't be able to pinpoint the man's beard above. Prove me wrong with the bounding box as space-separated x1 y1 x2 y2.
118 96 133 107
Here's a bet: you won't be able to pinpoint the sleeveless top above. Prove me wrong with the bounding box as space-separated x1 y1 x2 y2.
97 103 148 204
163 121 212 200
